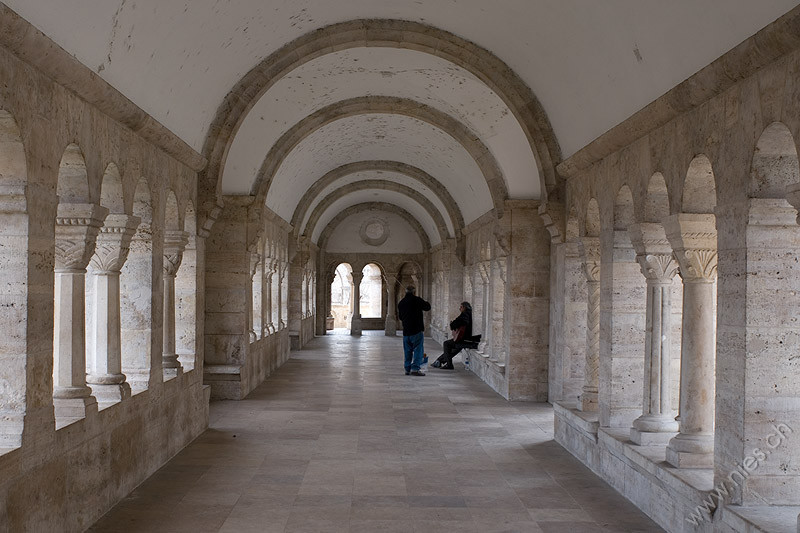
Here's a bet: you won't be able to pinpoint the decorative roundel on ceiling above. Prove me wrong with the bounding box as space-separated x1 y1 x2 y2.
360 217 390 246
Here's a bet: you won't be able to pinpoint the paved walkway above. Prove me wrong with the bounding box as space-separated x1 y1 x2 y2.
90 332 663 532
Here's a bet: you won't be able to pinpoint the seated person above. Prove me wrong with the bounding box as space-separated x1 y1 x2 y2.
433 302 480 369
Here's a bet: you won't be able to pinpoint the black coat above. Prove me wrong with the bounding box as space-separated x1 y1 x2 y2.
397 294 431 336
449 310 473 338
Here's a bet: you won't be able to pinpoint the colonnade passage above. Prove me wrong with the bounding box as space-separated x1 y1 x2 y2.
89 332 661 533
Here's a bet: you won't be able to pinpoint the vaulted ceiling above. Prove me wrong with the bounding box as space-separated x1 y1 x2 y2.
8 0 799 246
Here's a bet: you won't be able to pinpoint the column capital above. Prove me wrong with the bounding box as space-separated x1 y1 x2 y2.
663 214 717 282
163 229 189 277
90 213 141 274
55 203 109 271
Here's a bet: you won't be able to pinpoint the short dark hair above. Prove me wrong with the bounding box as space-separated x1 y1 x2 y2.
460 301 472 312
406 285 416 294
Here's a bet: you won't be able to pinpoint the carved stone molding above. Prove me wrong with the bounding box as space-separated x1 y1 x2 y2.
55 203 109 271
636 253 679 283
163 230 189 277
89 214 141 274
663 214 718 283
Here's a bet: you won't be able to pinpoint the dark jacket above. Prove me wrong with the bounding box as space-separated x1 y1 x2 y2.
449 310 473 338
397 294 431 336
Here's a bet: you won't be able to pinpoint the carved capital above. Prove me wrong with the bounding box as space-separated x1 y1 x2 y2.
636 253 679 282
163 230 189 277
663 214 717 283
675 249 717 282
55 203 109 271
89 214 140 274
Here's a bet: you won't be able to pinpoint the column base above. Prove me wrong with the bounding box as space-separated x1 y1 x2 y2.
631 413 679 439
350 316 362 336
630 427 677 446
578 389 598 412
88 382 131 404
384 316 397 336
53 394 98 420
666 433 714 468
163 366 183 380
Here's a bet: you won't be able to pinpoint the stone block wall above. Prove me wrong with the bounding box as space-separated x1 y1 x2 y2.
550 10 800 531
0 25 209 530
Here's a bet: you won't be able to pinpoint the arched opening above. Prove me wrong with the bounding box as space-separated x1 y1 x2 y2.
85 162 136 406
359 263 383 319
601 184 647 429
663 154 718 468
121 177 154 393
53 143 105 427
0 109 28 448
330 263 353 333
162 190 186 379
176 200 198 371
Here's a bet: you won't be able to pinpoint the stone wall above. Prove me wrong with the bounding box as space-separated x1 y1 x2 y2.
204 200 294 399
446 201 550 401
0 26 208 530
549 12 800 532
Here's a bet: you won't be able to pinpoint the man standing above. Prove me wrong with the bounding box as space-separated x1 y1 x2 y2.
397 285 431 376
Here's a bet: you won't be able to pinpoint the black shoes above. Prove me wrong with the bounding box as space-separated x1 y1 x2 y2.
440 363 454 370
410 370 426 376
405 370 411 375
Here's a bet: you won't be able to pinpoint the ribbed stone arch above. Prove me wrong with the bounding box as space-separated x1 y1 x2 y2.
254 96 506 214
318 202 431 251
290 160 465 233
198 19 562 225
303 180 451 244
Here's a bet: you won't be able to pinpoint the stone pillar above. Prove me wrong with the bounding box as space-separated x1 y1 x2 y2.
491 257 508 363
86 213 140 403
261 258 272 337
664 214 717 468
628 223 680 445
578 237 600 412
350 270 363 336
264 261 275 334
477 261 490 352
384 271 397 336
280 260 288 329
249 252 261 342
53 203 108 420
162 229 188 378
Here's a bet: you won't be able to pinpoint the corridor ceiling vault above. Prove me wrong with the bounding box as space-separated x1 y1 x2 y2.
7 0 798 246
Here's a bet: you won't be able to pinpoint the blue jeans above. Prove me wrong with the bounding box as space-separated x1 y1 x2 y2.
403 332 425 372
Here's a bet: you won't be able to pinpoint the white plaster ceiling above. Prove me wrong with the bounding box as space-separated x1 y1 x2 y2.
268 114 492 226
311 190 441 246
8 0 796 159
325 210 423 254
299 169 455 237
222 47 538 199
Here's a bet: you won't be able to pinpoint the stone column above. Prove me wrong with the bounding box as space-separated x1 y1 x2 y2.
162 229 189 378
249 252 261 342
86 213 140 403
384 271 398 336
279 260 288 329
629 223 680 444
491 257 508 363
350 269 363 336
477 261 491 352
263 261 273 335
664 214 717 467
578 237 600 412
53 203 108 420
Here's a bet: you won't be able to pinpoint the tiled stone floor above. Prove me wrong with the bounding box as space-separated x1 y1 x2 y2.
89 332 663 532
